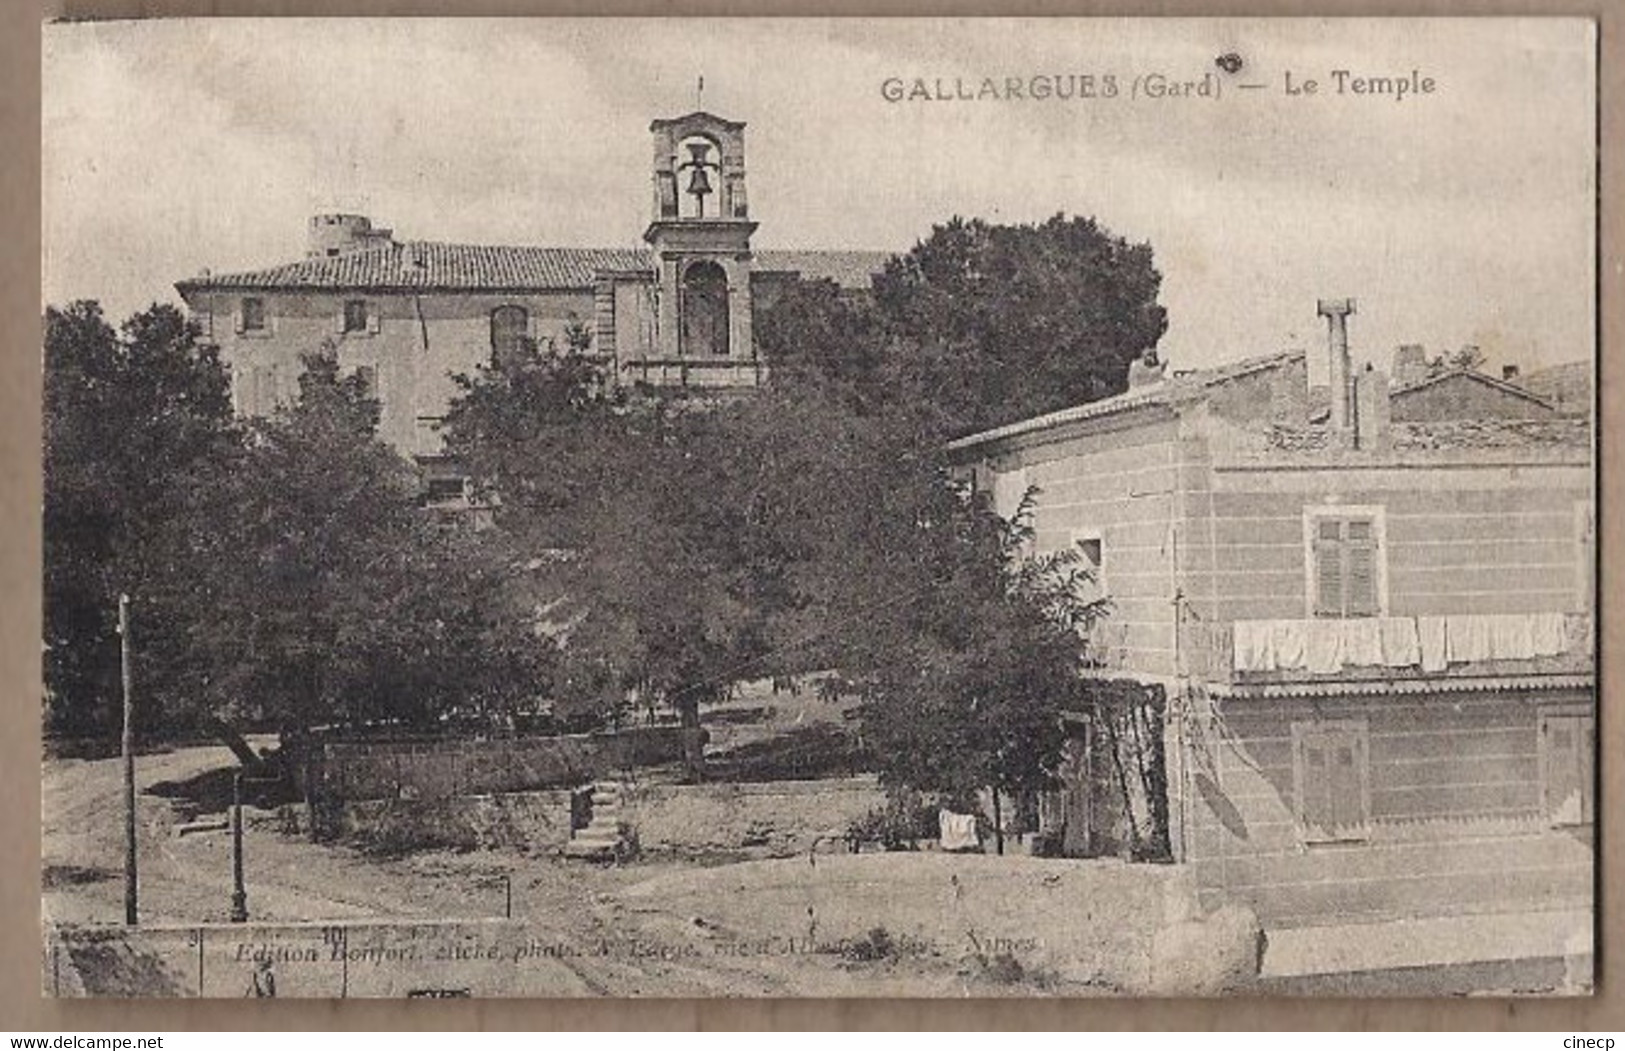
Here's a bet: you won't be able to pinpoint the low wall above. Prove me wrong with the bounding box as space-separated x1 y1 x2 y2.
297 727 692 804
629 776 887 855
44 859 1263 997
339 790 577 854
616 854 1262 995
334 776 887 857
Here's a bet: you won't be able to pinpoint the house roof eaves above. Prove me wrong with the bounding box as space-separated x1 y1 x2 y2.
946 348 1306 454
1214 673 1593 699
1390 368 1559 411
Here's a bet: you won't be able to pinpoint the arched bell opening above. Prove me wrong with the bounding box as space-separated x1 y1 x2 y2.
679 260 730 358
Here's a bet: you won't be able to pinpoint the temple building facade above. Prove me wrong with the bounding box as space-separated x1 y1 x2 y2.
175 110 890 462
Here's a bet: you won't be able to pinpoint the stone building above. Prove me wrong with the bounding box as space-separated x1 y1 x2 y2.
175 110 890 465
950 300 1594 928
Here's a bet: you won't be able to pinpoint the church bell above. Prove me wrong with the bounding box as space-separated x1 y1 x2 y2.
681 141 716 208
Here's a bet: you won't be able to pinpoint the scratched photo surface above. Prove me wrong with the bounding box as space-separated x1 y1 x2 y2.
40 18 1596 998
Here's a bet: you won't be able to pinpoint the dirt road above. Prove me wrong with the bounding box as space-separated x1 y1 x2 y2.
44 745 1068 996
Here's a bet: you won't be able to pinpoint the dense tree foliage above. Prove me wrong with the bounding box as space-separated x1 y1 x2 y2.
764 214 1168 438
158 354 554 742
44 305 552 752
445 345 1105 798
43 301 236 738
849 496 1101 828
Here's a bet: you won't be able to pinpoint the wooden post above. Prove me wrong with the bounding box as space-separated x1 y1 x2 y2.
230 772 248 923
118 593 137 926
991 787 1004 856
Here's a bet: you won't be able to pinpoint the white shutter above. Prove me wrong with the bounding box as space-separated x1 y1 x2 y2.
367 305 381 335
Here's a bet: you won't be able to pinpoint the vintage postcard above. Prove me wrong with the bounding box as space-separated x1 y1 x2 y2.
39 17 1596 998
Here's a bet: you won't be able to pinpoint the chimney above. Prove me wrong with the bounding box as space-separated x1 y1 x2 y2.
1502 363 1521 383
1317 298 1357 444
1354 363 1391 452
1392 344 1428 389
307 214 392 259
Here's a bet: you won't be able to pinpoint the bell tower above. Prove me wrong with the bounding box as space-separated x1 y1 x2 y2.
645 111 759 377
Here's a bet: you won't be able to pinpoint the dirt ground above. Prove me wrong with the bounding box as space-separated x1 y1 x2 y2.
42 740 1096 996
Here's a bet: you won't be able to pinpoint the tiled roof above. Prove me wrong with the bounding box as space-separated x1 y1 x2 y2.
1389 367 1557 411
753 250 895 289
1513 360 1592 414
176 242 891 295
1391 418 1591 451
947 349 1306 452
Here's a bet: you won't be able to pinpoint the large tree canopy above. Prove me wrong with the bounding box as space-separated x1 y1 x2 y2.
764 213 1169 438
156 353 555 739
444 326 1104 796
44 305 554 752
43 301 236 738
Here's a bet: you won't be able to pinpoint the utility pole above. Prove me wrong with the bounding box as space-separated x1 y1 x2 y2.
118 592 137 927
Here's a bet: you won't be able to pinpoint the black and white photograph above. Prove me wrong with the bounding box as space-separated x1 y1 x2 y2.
39 17 1597 999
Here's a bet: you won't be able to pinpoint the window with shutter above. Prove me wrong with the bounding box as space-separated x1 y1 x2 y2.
1344 520 1379 615
1292 719 1370 843
491 305 529 367
1313 522 1343 617
241 297 266 332
343 300 369 334
1307 510 1384 618
1540 711 1594 827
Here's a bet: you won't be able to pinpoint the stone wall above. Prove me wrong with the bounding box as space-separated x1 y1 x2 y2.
330 775 887 858
44 858 1263 997
296 727 692 805
628 776 886 856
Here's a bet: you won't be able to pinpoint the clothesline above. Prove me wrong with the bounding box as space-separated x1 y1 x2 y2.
1231 612 1580 675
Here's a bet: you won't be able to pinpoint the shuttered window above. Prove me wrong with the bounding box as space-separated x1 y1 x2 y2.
1540 711 1594 827
240 297 266 332
1310 513 1382 618
490 305 529 367
1292 719 1370 843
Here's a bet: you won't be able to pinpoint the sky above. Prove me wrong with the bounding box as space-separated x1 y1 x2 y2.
42 17 1596 379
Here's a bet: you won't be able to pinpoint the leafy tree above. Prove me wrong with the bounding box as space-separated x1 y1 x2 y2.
45 304 553 760
444 330 1105 804
789 214 1170 437
755 276 893 417
852 494 1102 851
444 213 1160 791
158 351 555 745
444 342 787 773
43 301 236 739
